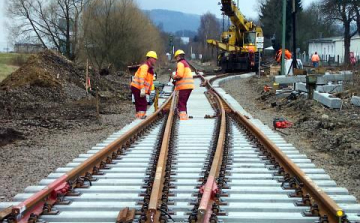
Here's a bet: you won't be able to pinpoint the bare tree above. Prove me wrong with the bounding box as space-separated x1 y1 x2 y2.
352 1 360 35
322 0 357 65
197 12 221 61
6 0 87 60
82 0 164 70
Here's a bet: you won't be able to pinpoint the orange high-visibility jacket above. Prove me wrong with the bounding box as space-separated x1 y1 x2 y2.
275 49 292 63
173 60 194 91
130 62 154 94
311 54 320 62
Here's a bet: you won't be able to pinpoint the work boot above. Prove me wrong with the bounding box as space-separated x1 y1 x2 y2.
179 111 189 120
138 111 146 119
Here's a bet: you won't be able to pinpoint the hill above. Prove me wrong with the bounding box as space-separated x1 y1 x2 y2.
144 9 201 33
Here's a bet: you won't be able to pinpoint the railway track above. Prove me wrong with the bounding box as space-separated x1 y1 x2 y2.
1 72 360 223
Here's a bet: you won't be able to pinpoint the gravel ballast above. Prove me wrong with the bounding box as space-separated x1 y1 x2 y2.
0 102 134 202
220 75 360 201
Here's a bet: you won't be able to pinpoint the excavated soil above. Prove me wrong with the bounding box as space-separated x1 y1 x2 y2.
0 50 137 201
0 50 174 202
221 75 360 201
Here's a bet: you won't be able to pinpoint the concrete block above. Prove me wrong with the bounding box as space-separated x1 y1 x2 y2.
316 73 353 84
351 96 360 107
313 91 342 109
274 75 306 84
316 84 343 93
295 82 308 92
296 83 343 93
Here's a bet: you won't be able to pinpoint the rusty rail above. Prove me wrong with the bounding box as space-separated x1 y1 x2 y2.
196 90 226 223
0 93 174 223
207 74 345 223
146 91 177 223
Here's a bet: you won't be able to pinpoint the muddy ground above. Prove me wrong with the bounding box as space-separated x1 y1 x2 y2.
221 74 360 201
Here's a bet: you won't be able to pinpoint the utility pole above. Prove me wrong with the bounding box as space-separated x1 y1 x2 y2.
292 0 298 69
281 0 287 75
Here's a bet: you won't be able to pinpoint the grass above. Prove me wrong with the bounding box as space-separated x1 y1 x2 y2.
0 64 19 82
0 53 31 82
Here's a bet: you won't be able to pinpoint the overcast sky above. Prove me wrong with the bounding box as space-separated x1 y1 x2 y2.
0 0 319 51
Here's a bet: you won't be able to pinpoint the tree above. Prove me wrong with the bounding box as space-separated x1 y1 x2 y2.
321 0 357 65
82 0 164 70
351 1 360 35
297 2 341 53
7 0 87 60
259 0 302 51
197 12 221 61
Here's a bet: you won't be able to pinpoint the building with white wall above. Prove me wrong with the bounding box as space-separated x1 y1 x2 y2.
308 35 360 64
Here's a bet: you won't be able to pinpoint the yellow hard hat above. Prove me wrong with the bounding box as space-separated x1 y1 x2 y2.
174 49 185 58
146 51 158 60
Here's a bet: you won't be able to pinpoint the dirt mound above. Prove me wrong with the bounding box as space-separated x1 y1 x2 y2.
0 50 85 102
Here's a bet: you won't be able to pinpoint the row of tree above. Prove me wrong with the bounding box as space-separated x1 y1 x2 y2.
259 0 360 64
7 0 164 70
10 0 358 67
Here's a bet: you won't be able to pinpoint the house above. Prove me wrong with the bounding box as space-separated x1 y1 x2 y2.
308 35 360 64
14 43 44 54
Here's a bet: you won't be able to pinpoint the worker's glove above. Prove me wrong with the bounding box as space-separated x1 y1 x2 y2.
140 88 146 97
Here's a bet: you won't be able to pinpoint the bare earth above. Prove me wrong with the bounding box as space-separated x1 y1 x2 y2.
0 102 135 202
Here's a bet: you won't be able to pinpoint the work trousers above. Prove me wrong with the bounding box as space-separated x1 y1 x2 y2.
178 89 192 112
131 86 147 112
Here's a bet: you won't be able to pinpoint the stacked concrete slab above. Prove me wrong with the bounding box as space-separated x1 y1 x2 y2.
316 72 353 84
275 72 353 85
274 75 306 84
295 83 307 92
316 84 343 93
275 72 354 109
295 83 343 93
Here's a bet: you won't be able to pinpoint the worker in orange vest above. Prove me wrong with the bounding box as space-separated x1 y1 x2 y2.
275 49 292 63
171 50 195 120
130 51 157 119
311 52 320 68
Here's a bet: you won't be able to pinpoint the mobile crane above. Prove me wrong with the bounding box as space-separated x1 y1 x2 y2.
207 0 263 72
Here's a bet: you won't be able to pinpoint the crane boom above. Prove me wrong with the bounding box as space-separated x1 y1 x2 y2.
221 0 252 32
206 0 263 72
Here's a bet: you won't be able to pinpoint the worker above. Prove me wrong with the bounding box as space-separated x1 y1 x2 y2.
171 50 194 120
275 49 292 63
130 51 157 119
311 52 320 67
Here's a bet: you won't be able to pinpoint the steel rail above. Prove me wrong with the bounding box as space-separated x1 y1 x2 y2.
196 92 226 223
0 93 174 223
207 74 345 223
192 76 226 223
146 91 178 223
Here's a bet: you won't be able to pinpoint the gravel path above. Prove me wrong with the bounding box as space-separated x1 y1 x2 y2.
220 76 360 201
0 102 134 202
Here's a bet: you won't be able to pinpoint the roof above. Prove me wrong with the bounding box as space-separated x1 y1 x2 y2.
309 34 360 43
308 37 341 43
